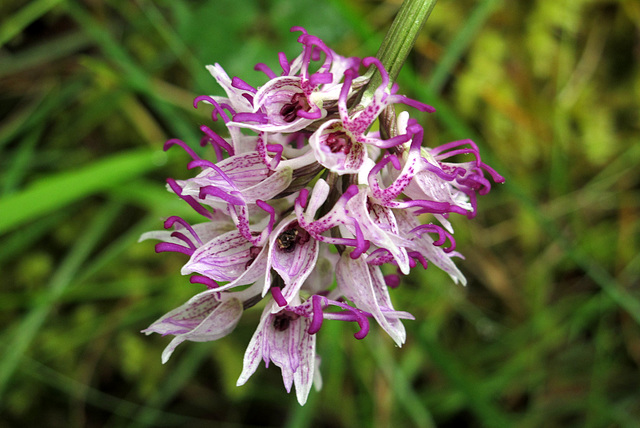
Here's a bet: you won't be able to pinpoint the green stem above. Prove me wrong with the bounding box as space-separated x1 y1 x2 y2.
361 0 438 104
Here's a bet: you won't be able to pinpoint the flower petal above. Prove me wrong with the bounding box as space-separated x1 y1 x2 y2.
270 221 319 304
143 292 243 363
336 252 412 346
181 230 261 283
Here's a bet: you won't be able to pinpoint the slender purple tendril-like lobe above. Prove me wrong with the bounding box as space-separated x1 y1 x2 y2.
319 298 371 339
370 133 412 149
169 232 197 250
193 95 234 123
190 275 219 289
187 159 239 190
296 107 323 120
255 199 276 238
362 57 389 92
308 72 333 87
155 242 194 256
233 112 269 124
231 77 256 93
397 198 469 216
199 186 244 206
339 185 372 258
338 68 356 119
164 139 201 161
410 224 456 253
297 188 310 209
266 144 283 168
278 52 290 75
200 125 234 157
389 94 436 113
335 300 370 340
164 216 203 246
349 218 370 259
407 251 429 269
166 178 213 219
290 26 307 35
308 295 325 334
271 286 287 307
254 62 277 79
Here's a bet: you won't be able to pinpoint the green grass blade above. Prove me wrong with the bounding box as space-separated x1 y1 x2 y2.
0 149 161 235
427 0 503 93
419 324 514 427
0 211 66 265
368 335 436 428
0 81 83 150
0 0 66 48
21 356 216 425
1 126 43 195
125 345 211 428
0 200 123 399
0 30 91 78
64 1 200 143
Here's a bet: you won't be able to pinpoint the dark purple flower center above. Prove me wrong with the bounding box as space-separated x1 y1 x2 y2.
325 131 352 154
280 92 311 122
273 312 300 331
245 246 263 268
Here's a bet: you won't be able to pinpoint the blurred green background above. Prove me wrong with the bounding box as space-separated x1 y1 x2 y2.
1 0 638 427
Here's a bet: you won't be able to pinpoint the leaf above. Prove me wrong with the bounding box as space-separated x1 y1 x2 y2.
0 149 164 235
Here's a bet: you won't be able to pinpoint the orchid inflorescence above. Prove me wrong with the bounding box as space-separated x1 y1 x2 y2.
141 27 504 405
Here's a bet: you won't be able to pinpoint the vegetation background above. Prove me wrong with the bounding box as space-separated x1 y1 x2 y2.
1 0 638 426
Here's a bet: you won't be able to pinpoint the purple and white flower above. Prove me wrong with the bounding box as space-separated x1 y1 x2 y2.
142 26 503 405
237 298 317 405
309 58 434 174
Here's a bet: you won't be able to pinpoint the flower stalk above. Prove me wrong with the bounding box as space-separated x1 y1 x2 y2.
361 0 438 105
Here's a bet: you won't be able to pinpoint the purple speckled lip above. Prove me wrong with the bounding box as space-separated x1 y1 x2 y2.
140 26 504 405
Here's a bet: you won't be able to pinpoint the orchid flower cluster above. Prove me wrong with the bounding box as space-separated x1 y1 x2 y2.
141 27 504 405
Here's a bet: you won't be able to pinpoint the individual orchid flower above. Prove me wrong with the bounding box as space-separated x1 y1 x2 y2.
236 288 385 405
229 28 358 134
309 57 434 174
263 215 320 306
237 298 317 405
409 138 506 219
376 111 505 221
